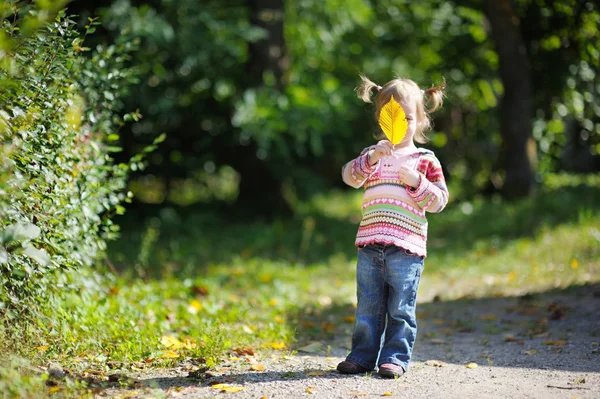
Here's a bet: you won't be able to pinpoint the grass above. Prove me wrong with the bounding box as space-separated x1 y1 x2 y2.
1 177 599 398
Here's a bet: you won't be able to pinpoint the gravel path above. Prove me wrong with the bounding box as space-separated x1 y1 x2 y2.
102 284 600 399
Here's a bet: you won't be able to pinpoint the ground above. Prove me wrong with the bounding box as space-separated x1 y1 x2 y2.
101 283 600 399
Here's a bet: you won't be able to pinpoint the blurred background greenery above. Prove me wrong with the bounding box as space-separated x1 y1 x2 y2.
62 0 599 276
69 0 599 213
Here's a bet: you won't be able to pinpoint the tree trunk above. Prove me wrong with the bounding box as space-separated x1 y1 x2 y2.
231 0 290 218
482 0 535 198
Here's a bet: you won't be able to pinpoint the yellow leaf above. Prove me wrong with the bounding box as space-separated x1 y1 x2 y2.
211 384 229 389
544 340 567 346
222 387 245 392
269 298 279 306
378 96 408 145
274 315 284 323
343 315 355 323
37 345 49 352
478 314 497 321
49 386 61 393
507 271 518 282
160 350 179 359
383 393 393 397
188 299 203 313
570 259 579 269
306 387 314 394
306 370 324 376
251 363 266 371
262 341 286 350
466 362 478 369
161 335 182 350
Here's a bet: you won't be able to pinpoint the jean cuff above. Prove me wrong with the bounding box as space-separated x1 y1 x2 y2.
346 355 375 370
378 357 408 372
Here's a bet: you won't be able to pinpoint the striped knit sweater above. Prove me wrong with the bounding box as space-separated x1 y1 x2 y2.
342 146 449 257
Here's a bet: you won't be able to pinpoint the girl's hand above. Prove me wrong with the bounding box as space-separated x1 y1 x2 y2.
399 165 421 188
368 140 394 165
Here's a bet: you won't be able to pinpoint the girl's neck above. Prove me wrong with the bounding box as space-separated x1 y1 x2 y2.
393 141 417 151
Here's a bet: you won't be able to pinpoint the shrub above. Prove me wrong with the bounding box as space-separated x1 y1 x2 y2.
0 3 147 315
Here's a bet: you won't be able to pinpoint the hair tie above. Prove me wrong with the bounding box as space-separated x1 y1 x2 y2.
376 85 382 92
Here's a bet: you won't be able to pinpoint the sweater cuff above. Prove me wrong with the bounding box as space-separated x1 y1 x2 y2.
357 152 377 176
407 174 428 197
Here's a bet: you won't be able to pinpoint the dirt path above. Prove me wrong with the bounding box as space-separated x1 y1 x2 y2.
104 284 600 398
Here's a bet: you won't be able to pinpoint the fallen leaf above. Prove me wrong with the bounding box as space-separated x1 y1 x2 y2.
321 322 335 334
250 364 266 371
274 315 284 323
504 335 519 342
343 315 356 323
522 349 537 355
222 387 245 392
383 393 393 397
48 387 61 393
424 360 447 367
188 299 203 313
306 387 314 394
161 335 182 350
160 350 179 359
234 346 256 356
430 338 446 345
37 345 49 352
306 370 325 376
433 319 444 325
348 392 367 397
570 259 579 269
242 325 254 334
298 342 323 353
262 342 286 350
478 314 497 321
544 340 567 346
269 298 279 306
466 362 478 369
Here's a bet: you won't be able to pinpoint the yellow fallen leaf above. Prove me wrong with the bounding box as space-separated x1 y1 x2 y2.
478 314 497 321
188 299 203 314
161 335 182 350
269 298 279 306
37 345 49 352
211 384 229 389
48 386 61 393
544 340 567 346
343 315 355 323
222 387 245 392
504 335 518 342
466 362 478 369
160 350 179 359
430 338 446 344
242 325 254 334
306 387 314 394
507 271 517 282
523 349 537 355
262 341 286 350
348 392 368 396
570 259 579 269
425 360 447 367
251 363 266 371
274 315 284 323
383 393 393 397
306 370 324 376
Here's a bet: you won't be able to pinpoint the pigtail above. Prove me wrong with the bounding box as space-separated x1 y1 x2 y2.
356 73 381 103
424 79 446 112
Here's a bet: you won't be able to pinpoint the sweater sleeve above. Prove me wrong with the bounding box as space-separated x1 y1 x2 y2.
406 155 449 213
341 146 378 189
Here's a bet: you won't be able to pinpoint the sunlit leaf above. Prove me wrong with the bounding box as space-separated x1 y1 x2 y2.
466 362 478 369
160 350 179 358
262 342 286 350
544 340 567 346
378 96 408 145
250 363 266 371
160 335 182 349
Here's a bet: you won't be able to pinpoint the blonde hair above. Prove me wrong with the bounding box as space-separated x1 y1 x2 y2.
356 74 445 144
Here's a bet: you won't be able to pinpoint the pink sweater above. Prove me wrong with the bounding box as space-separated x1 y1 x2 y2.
342 146 449 257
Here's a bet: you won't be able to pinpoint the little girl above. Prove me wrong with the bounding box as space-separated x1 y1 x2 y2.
337 75 449 378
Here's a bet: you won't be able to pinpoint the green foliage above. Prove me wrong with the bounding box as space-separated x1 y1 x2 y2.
0 4 140 312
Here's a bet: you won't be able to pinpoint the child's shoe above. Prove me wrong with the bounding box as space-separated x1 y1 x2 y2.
336 360 370 374
377 363 404 378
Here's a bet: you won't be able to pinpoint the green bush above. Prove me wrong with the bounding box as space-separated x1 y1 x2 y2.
0 3 144 315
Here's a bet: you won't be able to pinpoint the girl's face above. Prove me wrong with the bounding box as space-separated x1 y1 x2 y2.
397 98 418 146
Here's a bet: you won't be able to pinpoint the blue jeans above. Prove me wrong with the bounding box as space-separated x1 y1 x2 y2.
346 243 425 372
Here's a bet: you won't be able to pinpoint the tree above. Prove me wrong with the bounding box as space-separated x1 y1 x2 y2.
482 0 535 198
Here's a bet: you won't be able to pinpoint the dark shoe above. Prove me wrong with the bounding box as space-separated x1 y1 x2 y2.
337 360 370 374
378 363 404 378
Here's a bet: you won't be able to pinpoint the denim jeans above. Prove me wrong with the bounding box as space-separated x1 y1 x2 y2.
346 243 425 372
